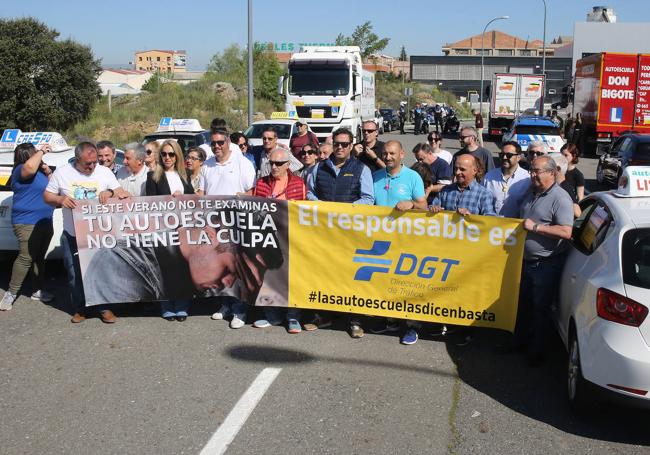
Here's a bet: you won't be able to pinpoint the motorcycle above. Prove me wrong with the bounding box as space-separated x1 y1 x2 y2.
443 109 460 133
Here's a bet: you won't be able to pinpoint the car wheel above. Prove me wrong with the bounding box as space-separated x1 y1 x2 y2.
567 332 588 411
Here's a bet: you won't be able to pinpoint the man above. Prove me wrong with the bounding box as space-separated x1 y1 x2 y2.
430 154 496 216
522 140 547 170
353 120 386 173
318 143 332 162
252 127 302 178
43 142 123 323
116 143 149 197
199 118 241 159
454 126 494 174
372 140 427 344
289 120 319 157
427 131 453 164
200 129 256 328
307 128 374 337
413 103 423 135
550 110 564 131
97 140 124 175
412 143 452 194
482 141 531 218
433 104 444 133
471 109 484 147
512 155 573 366
398 103 406 134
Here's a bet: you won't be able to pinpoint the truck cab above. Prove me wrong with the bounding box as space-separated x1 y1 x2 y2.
279 46 375 143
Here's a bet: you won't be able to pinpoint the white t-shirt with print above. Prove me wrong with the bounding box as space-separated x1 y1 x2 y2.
46 163 120 235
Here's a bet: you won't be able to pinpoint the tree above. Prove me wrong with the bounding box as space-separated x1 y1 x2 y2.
207 44 284 106
0 18 101 131
335 21 390 59
399 46 408 61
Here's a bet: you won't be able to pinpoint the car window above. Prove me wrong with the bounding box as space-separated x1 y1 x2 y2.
573 201 612 254
610 137 625 154
618 138 633 155
622 228 650 290
244 124 292 139
514 125 561 136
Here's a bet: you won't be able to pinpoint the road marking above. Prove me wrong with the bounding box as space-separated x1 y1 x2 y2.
199 367 282 455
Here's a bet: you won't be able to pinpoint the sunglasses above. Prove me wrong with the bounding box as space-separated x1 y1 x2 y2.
499 152 519 159
529 151 546 157
429 137 441 143
160 152 176 158
145 149 153 155
299 150 317 156
185 155 201 161
269 160 288 167
459 135 474 139
333 141 351 148
238 143 248 149
362 129 377 133
211 140 226 147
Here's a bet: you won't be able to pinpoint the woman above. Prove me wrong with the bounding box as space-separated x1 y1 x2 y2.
411 162 436 206
144 141 161 172
554 154 582 218
145 140 195 321
231 132 255 167
298 144 318 182
252 147 306 334
184 146 206 194
560 143 585 202
0 143 55 311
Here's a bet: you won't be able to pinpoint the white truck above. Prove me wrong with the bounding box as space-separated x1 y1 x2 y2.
488 73 545 139
278 46 375 143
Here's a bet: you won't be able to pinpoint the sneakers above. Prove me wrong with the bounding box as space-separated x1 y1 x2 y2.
30 290 54 303
253 319 271 328
230 316 246 329
211 311 226 320
349 323 364 339
303 315 332 332
287 319 302 334
0 291 16 311
401 328 419 345
369 319 401 334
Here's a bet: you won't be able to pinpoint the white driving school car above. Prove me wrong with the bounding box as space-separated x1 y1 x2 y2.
0 130 74 259
555 166 650 408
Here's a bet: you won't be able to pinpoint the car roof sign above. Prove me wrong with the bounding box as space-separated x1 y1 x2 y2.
0 129 71 153
156 118 203 133
614 166 650 197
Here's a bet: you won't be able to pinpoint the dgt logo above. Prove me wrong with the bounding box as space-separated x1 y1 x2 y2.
353 241 461 282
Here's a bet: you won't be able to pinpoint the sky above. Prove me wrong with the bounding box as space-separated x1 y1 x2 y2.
3 0 650 70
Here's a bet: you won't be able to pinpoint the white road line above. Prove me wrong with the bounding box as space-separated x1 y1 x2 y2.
199 367 282 455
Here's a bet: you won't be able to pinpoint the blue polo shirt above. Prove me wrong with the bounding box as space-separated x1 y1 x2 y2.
11 165 54 225
373 166 425 208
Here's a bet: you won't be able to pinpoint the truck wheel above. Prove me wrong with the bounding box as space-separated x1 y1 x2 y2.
567 331 588 412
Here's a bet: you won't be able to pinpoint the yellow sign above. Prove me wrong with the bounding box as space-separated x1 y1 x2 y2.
329 101 342 107
311 110 325 119
293 100 305 106
288 202 525 332
269 111 298 120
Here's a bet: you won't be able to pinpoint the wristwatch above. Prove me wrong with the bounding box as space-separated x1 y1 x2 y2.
107 189 115 197
533 223 539 233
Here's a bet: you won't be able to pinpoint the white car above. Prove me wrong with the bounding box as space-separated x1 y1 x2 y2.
0 130 123 259
555 166 650 409
243 116 315 149
373 110 384 134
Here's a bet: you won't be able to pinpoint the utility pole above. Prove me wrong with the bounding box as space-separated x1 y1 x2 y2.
247 0 254 126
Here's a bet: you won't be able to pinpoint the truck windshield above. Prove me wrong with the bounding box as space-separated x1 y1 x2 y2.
289 68 349 96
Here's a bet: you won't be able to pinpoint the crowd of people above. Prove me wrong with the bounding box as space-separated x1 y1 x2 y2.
0 117 586 366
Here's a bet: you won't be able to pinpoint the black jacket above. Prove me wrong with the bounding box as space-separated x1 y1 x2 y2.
145 170 195 196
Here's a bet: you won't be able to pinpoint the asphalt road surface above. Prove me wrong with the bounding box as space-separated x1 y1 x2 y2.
0 129 647 455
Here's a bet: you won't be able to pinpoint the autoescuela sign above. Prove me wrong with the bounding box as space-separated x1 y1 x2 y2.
254 42 335 52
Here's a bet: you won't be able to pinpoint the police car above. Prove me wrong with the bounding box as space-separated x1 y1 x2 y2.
555 166 650 409
142 118 211 151
0 130 75 259
501 116 565 152
243 112 314 148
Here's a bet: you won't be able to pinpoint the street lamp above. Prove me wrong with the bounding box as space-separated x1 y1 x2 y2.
480 15 509 116
541 0 547 111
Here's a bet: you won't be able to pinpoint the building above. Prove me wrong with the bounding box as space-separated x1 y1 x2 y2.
442 30 552 58
134 50 187 73
410 55 571 104
367 54 410 78
166 71 206 86
97 69 153 95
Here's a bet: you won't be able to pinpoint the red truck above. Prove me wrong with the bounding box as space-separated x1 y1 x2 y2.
572 52 650 154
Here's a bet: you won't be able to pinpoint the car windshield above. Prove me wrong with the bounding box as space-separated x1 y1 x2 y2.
289 67 350 96
244 124 292 140
515 125 561 136
380 109 393 116
622 228 650 290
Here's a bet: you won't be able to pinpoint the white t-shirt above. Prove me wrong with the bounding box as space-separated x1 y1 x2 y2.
165 171 184 194
199 153 256 196
46 163 121 235
435 149 453 165
116 165 148 197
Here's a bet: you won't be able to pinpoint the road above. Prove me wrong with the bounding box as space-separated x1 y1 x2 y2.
0 130 647 455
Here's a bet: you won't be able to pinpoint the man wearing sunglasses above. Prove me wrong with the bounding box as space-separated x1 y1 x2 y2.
253 127 302 178
522 141 547 170
482 141 531 218
353 120 386 173
305 128 374 337
454 126 495 174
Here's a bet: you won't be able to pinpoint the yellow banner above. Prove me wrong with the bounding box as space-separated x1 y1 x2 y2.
288 202 525 332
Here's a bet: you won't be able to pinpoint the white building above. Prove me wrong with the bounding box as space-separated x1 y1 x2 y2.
97 69 153 92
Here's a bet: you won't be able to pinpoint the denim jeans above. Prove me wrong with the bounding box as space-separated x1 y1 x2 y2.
514 254 566 356
220 296 247 321
62 231 107 313
262 306 300 324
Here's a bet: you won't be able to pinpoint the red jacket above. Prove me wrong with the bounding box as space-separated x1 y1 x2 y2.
254 173 306 200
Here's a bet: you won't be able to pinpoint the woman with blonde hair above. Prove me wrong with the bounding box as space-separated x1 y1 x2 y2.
144 141 161 172
145 139 195 321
